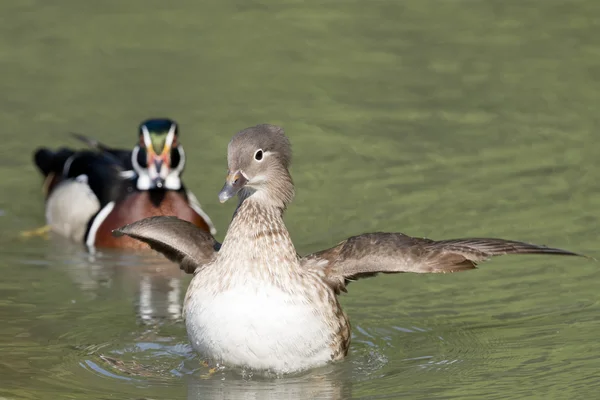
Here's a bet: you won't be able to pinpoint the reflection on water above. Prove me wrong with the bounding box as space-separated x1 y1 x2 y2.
186 370 352 400
138 274 183 323
3 233 598 399
56 237 188 324
18 238 400 398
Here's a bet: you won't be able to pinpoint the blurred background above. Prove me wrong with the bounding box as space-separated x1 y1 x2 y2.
0 1 599 399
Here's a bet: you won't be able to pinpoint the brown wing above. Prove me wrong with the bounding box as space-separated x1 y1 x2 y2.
112 216 221 273
302 232 584 293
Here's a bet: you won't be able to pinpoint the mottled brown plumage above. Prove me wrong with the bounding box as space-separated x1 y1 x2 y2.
113 123 584 373
303 233 582 294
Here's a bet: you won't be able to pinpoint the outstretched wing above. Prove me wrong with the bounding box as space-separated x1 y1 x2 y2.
113 216 221 273
302 232 584 293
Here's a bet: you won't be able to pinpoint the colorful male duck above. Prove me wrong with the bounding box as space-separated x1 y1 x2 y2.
32 118 216 249
114 124 584 374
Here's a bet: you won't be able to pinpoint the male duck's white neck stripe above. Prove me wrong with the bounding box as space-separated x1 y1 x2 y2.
186 190 217 235
85 201 115 249
141 126 152 148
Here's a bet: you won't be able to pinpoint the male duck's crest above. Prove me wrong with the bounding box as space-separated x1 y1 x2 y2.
32 118 216 250
113 124 587 374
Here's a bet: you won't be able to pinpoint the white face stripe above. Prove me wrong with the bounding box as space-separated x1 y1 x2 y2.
131 145 152 190
142 123 176 153
164 145 184 190
174 145 185 174
131 146 143 174
165 124 176 148
141 125 152 149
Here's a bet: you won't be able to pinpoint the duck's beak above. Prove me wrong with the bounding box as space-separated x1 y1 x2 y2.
147 146 171 189
218 170 248 203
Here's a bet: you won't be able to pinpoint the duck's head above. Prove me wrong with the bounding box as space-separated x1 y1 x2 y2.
132 118 185 190
219 124 294 208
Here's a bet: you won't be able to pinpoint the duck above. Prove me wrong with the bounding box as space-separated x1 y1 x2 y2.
32 118 216 250
113 124 584 373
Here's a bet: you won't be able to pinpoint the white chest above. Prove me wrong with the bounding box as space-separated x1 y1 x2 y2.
184 271 335 373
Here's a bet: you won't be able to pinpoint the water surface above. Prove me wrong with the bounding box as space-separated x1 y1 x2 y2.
0 1 599 399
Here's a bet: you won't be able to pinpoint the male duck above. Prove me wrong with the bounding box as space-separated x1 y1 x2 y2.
33 118 216 249
114 124 583 373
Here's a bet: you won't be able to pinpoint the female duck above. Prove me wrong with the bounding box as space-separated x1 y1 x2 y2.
115 124 582 373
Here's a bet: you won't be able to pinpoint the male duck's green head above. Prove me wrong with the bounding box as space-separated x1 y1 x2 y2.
132 118 185 190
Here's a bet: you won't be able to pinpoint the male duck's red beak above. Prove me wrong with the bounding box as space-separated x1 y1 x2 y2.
146 145 172 188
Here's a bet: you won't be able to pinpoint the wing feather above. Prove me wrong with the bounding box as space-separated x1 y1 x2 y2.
302 232 584 293
113 216 220 273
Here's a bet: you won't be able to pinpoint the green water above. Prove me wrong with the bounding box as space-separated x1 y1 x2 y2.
1 1 599 398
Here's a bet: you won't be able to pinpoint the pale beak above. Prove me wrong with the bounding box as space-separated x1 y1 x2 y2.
148 147 170 189
218 170 248 203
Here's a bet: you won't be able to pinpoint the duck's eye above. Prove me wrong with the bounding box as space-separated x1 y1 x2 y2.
254 149 264 161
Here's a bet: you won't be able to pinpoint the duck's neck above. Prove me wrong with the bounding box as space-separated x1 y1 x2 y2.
219 198 299 270
237 167 295 210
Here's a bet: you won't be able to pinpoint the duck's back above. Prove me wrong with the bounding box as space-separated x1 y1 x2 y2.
35 148 126 242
